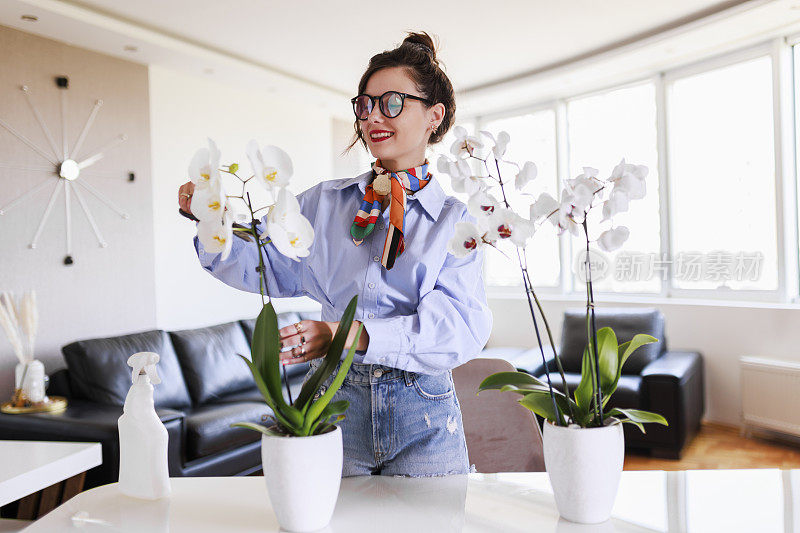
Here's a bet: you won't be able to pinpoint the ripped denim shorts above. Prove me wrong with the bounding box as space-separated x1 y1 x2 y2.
303 358 471 477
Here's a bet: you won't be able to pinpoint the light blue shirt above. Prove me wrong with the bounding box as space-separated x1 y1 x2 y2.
194 170 493 374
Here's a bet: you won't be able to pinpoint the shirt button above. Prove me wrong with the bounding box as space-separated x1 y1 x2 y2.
373 368 383 378
368 282 375 289
368 312 375 319
373 255 380 262
378 224 384 230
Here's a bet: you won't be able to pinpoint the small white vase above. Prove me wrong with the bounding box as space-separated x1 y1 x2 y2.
543 419 625 524
261 425 343 532
15 360 47 403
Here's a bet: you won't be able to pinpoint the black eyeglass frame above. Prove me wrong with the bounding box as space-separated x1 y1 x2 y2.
351 91 434 121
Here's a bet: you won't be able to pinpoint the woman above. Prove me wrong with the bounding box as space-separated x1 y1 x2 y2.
177 32 493 477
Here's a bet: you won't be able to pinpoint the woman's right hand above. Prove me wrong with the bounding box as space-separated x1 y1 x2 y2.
178 181 195 215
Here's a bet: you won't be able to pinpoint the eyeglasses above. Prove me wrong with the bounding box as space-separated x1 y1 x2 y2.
351 91 433 121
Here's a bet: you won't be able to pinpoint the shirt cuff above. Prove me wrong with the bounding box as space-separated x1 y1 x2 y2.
358 317 407 367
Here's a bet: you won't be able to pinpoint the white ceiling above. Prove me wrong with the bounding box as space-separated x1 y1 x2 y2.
2 0 800 118
5 0 755 94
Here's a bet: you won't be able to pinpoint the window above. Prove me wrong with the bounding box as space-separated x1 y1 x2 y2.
481 109 560 287
667 55 778 291
566 82 661 293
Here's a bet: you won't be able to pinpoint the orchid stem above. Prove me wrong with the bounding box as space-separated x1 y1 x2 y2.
492 157 565 425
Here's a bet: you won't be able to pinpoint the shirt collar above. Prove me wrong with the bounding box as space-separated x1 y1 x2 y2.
332 169 446 221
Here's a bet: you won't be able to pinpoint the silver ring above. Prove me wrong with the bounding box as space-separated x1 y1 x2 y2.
180 193 192 199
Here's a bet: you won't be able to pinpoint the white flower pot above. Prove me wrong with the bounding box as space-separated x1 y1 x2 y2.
542 420 624 524
260 425 343 532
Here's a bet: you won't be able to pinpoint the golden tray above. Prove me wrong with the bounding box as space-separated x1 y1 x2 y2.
1 396 68 414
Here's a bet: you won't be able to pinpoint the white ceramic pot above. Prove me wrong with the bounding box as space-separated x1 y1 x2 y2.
542 419 625 524
261 425 343 532
15 360 47 403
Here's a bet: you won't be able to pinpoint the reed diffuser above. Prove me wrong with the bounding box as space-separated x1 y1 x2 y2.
0 290 45 406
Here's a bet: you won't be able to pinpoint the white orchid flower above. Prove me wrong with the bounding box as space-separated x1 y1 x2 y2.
515 161 538 190
447 221 485 258
480 130 510 159
437 155 452 175
188 138 222 189
450 125 484 159
530 192 560 222
602 188 630 221
597 226 630 252
262 187 314 261
191 179 227 222
609 158 648 200
556 191 583 237
197 211 233 260
267 214 314 261
449 160 487 196
485 207 534 247
467 190 500 224
266 187 302 232
571 181 595 214
246 140 293 191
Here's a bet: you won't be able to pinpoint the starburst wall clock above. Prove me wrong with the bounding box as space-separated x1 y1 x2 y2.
0 75 132 265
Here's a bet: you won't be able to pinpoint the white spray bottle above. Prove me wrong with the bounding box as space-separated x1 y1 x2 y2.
117 351 171 500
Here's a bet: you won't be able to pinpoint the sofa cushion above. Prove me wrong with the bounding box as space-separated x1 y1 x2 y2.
559 308 666 375
62 330 192 409
185 402 270 460
169 322 255 405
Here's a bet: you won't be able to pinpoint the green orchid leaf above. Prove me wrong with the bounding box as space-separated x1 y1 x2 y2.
610 334 658 393
608 407 668 426
236 353 301 432
296 294 358 411
251 303 302 427
230 422 285 437
302 324 362 435
518 390 559 422
574 346 595 413
477 371 548 393
501 385 577 415
596 327 619 397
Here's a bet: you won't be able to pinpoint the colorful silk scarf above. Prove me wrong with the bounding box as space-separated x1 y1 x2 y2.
350 160 431 270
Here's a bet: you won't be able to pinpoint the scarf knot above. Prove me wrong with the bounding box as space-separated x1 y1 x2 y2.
350 160 431 270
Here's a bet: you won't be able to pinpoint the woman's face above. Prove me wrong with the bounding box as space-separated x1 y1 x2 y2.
360 66 444 171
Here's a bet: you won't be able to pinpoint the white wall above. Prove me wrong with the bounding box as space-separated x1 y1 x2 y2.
148 65 332 332
0 25 156 393
486 294 800 427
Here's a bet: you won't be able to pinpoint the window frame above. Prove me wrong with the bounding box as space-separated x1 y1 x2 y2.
471 37 800 304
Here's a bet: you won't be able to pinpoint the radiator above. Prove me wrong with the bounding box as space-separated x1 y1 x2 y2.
740 356 800 437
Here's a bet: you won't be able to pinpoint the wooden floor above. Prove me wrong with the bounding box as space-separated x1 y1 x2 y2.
623 423 800 471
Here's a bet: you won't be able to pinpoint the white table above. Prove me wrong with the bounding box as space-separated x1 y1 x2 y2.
0 441 101 508
23 468 800 532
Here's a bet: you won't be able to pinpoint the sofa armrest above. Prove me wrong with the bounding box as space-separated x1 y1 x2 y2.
0 400 185 489
639 351 704 455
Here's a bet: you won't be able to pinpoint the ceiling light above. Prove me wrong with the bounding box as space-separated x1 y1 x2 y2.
123 45 138 52
21 14 38 22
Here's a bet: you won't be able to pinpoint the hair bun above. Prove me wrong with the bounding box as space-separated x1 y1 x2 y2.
402 31 437 62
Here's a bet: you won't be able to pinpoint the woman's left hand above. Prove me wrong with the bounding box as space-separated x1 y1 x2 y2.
278 320 334 365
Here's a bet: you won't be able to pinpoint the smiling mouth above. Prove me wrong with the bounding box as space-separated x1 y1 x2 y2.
370 131 394 143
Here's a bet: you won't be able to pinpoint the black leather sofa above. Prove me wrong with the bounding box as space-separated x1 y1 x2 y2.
0 310 320 490
481 308 704 459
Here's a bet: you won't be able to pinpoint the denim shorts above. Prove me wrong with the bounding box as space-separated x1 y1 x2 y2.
303 359 470 477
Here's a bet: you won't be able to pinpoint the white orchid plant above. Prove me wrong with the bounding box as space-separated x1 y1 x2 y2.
440 126 667 431
188 140 362 437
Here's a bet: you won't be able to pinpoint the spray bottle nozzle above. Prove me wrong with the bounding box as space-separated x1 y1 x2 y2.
127 352 161 385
